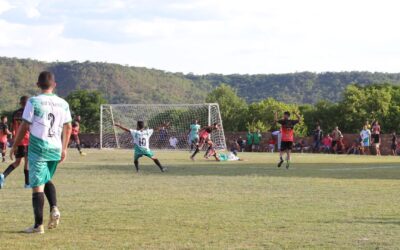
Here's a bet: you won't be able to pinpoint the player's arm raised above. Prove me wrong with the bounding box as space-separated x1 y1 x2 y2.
114 123 130 132
60 122 72 163
9 121 29 160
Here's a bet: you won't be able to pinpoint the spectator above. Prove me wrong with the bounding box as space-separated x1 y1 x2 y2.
230 140 240 156
391 131 397 156
371 120 381 156
347 140 361 155
313 125 323 152
246 130 253 152
360 125 371 155
267 137 276 153
322 134 332 153
169 136 178 149
331 126 343 153
252 130 262 152
237 136 245 152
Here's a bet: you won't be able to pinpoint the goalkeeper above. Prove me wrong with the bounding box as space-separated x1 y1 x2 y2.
115 121 167 173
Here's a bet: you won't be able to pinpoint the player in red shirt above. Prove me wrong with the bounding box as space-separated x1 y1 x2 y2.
0 115 12 163
190 123 220 161
0 96 30 189
274 111 300 169
70 115 86 156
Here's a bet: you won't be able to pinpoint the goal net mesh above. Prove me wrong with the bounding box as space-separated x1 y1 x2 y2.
100 104 226 150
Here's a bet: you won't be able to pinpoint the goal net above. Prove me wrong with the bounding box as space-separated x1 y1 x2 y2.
100 104 226 150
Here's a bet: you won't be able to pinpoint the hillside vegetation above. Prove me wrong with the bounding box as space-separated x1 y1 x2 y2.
2 57 400 111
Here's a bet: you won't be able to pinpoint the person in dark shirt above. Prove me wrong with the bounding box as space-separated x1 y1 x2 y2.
391 131 397 156
313 125 323 153
237 136 245 152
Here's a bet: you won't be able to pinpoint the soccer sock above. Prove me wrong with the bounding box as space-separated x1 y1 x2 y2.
280 156 283 161
76 144 82 153
3 164 15 178
204 146 212 157
32 192 44 228
24 169 29 185
44 181 57 211
153 159 163 170
1 152 5 159
134 160 139 172
191 148 200 158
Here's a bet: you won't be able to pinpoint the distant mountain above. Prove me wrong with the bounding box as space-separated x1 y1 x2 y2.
1 57 400 111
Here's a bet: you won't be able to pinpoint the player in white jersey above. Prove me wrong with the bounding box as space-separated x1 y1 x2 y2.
115 121 167 173
188 120 201 152
10 71 72 234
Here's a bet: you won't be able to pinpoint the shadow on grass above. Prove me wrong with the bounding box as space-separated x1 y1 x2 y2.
69 162 400 180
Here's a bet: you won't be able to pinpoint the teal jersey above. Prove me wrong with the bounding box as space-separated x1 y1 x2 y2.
189 124 201 139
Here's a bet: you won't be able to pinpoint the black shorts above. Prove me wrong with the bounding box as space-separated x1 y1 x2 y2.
391 144 397 150
280 141 293 151
0 142 6 151
15 145 28 158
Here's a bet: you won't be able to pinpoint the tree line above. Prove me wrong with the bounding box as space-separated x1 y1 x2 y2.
207 84 400 136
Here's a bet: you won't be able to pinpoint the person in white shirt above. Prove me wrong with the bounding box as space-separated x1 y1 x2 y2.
169 136 178 149
360 125 371 155
115 121 167 173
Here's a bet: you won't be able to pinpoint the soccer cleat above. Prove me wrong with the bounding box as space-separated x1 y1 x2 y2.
277 159 284 168
286 161 290 169
80 152 87 156
24 184 31 189
48 207 61 230
24 225 44 234
190 156 195 161
0 174 4 189
161 167 168 172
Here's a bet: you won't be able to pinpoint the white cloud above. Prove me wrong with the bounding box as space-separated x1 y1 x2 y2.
0 0 399 74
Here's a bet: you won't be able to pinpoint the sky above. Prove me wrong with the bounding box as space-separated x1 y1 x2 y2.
0 0 399 74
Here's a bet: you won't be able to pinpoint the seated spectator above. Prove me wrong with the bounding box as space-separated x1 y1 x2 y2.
267 137 276 153
169 136 178 149
322 134 332 153
347 140 361 155
237 136 245 152
230 140 240 156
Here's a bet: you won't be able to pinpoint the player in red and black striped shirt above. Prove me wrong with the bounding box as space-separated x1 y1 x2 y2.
274 111 300 169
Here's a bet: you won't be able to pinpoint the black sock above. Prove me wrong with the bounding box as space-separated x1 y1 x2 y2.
134 160 139 172
32 192 44 228
44 181 57 211
153 159 163 170
280 156 283 161
77 144 82 153
3 164 15 178
1 153 5 159
24 169 29 185
191 148 200 158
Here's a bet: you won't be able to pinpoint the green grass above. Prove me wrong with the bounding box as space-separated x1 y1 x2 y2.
1 150 400 249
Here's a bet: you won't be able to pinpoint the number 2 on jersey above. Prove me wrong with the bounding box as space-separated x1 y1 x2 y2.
48 113 55 137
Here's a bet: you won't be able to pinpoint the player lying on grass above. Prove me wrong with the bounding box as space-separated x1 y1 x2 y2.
0 96 31 189
205 141 244 161
115 121 167 173
274 111 300 169
190 123 220 161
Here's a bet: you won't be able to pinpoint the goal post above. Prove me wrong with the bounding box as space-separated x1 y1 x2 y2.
100 103 227 150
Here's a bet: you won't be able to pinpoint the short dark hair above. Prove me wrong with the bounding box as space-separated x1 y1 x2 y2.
37 71 55 90
20 96 29 105
1 115 6 120
137 121 144 129
284 111 291 117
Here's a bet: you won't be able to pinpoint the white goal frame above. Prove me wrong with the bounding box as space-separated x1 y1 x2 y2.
100 103 226 150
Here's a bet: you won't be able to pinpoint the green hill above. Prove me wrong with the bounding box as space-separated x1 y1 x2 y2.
1 57 400 111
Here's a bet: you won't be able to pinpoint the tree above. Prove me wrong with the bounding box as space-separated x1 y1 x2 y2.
206 84 248 131
65 90 108 133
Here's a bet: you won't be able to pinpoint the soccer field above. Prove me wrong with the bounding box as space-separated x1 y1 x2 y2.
1 150 400 249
